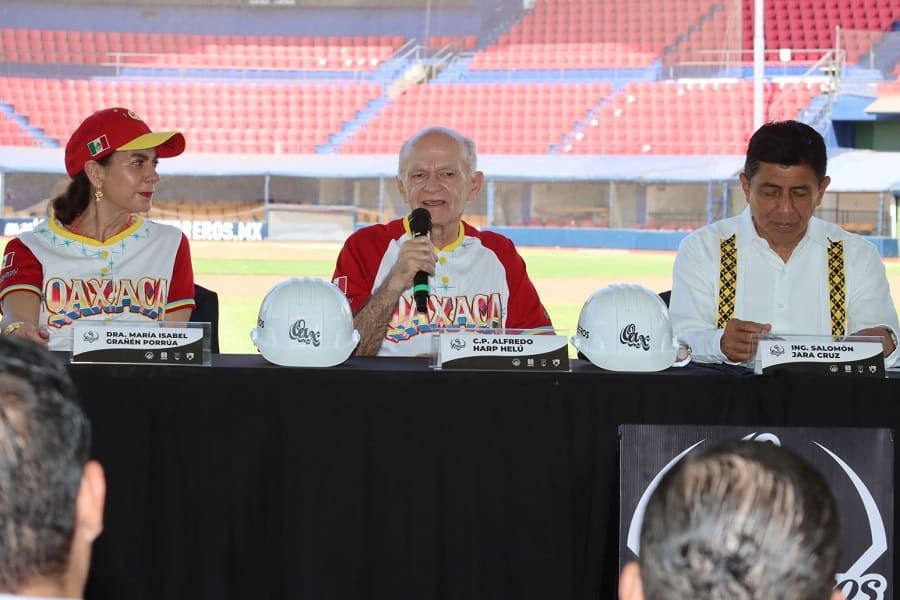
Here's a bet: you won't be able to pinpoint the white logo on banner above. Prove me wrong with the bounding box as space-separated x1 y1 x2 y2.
742 432 782 445
626 433 888 600
816 442 887 600
625 440 704 556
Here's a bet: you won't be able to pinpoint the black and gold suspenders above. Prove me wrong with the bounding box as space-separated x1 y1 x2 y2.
715 235 737 330
714 236 846 335
826 239 847 336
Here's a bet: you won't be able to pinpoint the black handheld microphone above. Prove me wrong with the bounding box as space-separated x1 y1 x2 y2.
408 207 432 314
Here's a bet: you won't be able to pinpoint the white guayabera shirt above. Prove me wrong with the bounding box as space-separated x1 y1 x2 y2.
669 207 900 367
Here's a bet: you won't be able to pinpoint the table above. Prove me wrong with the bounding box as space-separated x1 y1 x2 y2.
70 356 900 600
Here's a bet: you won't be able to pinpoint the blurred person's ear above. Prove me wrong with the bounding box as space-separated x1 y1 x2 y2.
831 591 846 600
618 561 644 600
76 460 106 542
63 460 106 597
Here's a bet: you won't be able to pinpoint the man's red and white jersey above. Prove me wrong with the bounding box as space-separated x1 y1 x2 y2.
333 217 551 356
0 217 195 351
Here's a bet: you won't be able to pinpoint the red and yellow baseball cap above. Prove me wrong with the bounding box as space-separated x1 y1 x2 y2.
64 107 186 178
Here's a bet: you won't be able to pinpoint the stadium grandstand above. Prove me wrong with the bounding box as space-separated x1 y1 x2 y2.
0 0 899 253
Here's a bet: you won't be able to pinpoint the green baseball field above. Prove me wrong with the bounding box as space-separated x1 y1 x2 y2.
186 241 900 355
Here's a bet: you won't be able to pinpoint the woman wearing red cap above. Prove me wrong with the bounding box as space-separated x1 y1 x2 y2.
0 107 196 350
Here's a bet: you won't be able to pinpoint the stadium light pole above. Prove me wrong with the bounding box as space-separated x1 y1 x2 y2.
424 0 432 49
891 194 898 239
752 0 765 131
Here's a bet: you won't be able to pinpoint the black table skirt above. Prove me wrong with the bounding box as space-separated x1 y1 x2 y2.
69 356 900 600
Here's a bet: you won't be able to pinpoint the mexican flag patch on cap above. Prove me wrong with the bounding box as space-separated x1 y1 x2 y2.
87 135 109 156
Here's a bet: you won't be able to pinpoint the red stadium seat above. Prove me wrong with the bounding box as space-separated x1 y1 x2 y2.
0 77 382 153
0 27 403 71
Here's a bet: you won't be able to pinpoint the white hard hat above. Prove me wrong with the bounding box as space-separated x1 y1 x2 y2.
250 277 360 367
571 284 683 372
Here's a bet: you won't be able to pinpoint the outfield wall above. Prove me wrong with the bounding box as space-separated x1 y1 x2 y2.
5 171 892 238
0 217 267 242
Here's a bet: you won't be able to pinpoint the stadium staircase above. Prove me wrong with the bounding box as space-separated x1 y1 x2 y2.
550 66 651 154
660 2 728 70
799 93 835 138
315 49 421 154
549 94 618 155
0 101 55 147
317 94 390 154
317 42 471 154
430 55 474 83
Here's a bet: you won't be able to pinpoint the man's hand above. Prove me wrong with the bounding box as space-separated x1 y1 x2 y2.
851 327 897 357
352 236 437 356
380 234 437 297
720 318 772 362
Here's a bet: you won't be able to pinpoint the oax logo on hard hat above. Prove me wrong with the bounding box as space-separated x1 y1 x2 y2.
625 433 888 600
619 323 650 351
289 319 321 347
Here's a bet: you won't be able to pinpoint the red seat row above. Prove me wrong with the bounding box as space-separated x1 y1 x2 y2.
0 78 382 153
0 78 821 156
341 82 613 154
0 114 35 146
0 28 404 71
739 0 900 64
472 0 722 71
567 80 818 155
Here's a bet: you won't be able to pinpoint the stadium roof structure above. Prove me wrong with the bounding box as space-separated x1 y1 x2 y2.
864 96 900 115
826 149 900 193
1 146 899 192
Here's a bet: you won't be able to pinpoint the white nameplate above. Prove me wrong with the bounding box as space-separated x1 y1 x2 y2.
71 323 207 365
436 332 570 371
755 336 884 377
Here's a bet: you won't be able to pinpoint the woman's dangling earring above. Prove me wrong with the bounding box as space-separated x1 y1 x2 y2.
94 187 104 203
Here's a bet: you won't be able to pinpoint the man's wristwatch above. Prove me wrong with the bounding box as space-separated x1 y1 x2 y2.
2 322 24 336
888 329 899 352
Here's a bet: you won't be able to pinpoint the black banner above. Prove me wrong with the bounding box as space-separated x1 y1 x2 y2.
619 425 893 600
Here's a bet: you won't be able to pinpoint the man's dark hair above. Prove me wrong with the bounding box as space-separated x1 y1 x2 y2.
639 440 840 600
0 336 91 590
743 120 828 182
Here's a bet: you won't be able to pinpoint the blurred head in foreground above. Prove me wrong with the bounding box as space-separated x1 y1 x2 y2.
619 439 842 600
0 336 105 598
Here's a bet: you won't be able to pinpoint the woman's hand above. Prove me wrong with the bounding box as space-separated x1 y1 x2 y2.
3 321 50 346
